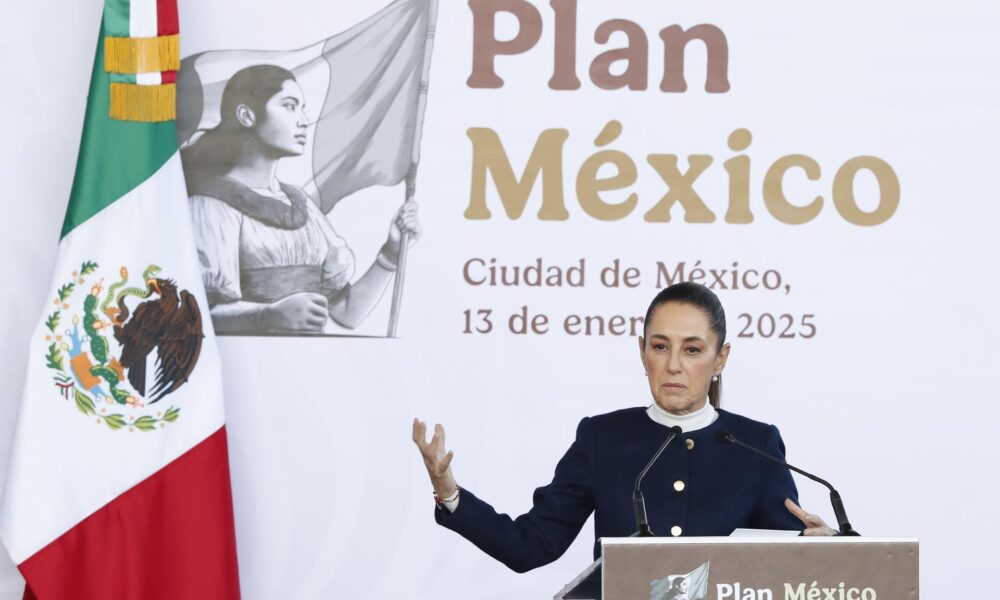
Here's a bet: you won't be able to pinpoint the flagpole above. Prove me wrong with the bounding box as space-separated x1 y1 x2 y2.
387 0 439 337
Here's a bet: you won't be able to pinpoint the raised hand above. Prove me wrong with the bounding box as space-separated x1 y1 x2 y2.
384 202 422 262
412 418 458 499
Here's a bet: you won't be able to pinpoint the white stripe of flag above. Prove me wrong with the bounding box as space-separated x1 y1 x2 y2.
129 0 159 38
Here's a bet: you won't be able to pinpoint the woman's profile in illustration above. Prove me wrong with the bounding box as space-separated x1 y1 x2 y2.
182 64 421 335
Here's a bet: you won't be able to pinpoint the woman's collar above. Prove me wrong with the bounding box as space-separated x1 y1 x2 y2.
188 176 309 230
646 399 718 433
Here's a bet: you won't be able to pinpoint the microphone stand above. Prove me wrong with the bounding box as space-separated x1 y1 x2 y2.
716 431 860 536
632 426 682 537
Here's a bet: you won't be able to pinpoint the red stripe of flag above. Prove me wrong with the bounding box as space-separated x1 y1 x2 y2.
161 70 177 84
18 427 240 600
157 0 179 36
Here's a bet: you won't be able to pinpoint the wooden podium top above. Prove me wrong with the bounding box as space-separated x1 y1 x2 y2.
556 537 919 600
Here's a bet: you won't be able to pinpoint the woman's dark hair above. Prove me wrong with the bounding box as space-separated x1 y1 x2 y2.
181 64 297 185
643 282 727 408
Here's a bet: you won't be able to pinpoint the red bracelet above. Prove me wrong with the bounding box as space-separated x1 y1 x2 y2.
433 487 460 507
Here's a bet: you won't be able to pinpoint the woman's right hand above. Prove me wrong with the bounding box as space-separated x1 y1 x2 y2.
412 418 458 499
263 292 328 332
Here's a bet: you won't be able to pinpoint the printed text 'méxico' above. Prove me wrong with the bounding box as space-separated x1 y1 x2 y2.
465 123 899 227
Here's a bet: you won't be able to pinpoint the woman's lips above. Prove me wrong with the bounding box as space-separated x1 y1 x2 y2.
661 383 686 389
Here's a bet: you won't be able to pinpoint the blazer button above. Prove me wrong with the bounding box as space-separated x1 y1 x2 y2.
686 439 695 450
673 480 686 492
670 525 683 537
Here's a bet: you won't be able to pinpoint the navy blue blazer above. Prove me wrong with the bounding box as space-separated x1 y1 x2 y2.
435 407 802 573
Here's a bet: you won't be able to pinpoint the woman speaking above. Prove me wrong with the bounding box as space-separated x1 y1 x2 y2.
413 282 834 573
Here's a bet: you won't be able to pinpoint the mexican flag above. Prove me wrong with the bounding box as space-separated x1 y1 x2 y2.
0 2 240 599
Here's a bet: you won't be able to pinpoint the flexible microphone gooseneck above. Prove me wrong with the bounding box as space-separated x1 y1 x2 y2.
714 430 860 536
632 425 683 537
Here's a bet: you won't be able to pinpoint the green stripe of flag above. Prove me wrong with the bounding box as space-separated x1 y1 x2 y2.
62 21 177 238
102 0 132 38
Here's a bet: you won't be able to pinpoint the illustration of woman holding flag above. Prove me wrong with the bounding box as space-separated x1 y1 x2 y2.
661 577 690 600
182 65 421 335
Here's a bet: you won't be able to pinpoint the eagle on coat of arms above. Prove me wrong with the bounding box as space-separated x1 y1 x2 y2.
44 261 203 431
111 267 203 402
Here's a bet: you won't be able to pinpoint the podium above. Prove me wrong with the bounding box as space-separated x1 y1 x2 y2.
555 537 918 600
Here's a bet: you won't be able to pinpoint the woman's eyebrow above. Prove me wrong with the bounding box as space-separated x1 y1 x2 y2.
648 333 706 343
281 96 300 105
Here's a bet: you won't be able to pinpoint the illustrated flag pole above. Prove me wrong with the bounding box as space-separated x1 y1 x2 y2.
0 1 241 598
388 0 439 337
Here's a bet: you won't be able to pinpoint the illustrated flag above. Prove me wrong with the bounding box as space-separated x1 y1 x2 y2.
650 560 711 600
175 0 437 213
0 1 241 599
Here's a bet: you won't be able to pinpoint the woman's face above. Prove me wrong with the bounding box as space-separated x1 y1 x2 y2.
638 302 729 414
255 79 308 158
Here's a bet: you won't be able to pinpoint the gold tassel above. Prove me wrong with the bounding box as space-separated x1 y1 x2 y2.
104 34 180 74
109 83 176 122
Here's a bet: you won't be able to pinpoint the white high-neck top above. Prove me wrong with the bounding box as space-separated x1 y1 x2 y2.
646 399 718 433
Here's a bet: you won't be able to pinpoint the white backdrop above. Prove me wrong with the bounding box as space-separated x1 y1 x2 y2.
2 0 1000 598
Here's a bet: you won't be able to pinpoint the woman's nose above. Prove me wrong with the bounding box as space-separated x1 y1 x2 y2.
666 351 682 373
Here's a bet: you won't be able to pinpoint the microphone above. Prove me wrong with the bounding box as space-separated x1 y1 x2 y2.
632 425 683 537
714 430 860 536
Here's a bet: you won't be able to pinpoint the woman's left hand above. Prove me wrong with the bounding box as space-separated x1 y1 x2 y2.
385 202 422 260
785 498 838 536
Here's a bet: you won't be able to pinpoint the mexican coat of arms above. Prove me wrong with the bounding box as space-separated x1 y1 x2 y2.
43 261 203 431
